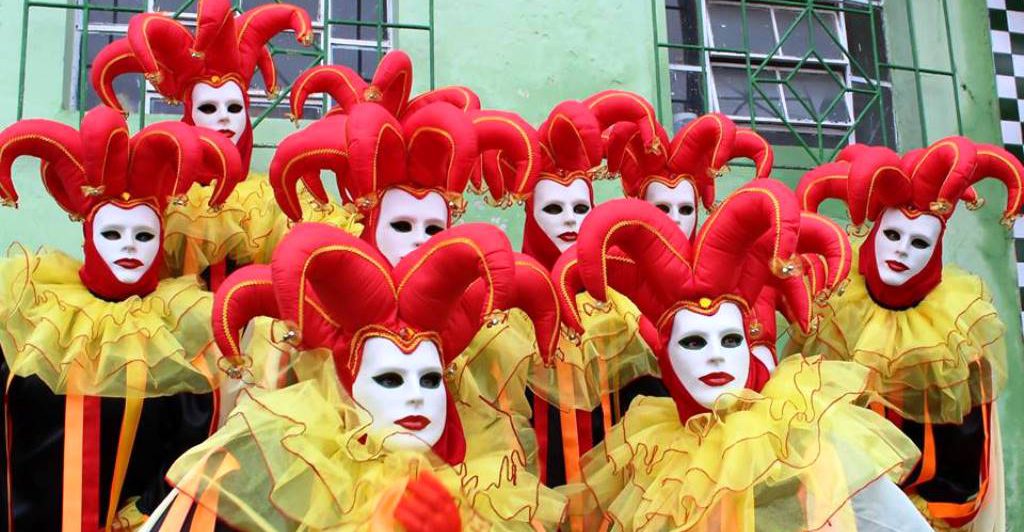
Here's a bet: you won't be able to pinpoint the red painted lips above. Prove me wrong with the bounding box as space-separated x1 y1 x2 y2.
395 415 430 431
885 260 909 272
114 258 144 269
558 232 578 243
698 372 735 387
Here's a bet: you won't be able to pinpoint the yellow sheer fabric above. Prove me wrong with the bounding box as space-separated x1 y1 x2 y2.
163 174 363 276
527 290 658 412
567 356 920 531
166 363 566 531
0 245 219 397
794 251 1006 424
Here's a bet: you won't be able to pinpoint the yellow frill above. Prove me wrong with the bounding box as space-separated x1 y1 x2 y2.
569 356 920 532
528 290 659 412
163 174 363 276
166 365 566 531
0 245 219 397
796 258 1006 424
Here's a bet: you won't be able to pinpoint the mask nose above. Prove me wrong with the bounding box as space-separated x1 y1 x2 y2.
707 342 726 365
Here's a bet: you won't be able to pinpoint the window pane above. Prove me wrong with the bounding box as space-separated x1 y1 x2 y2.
331 22 389 42
707 3 775 55
82 32 144 112
713 67 782 120
775 9 842 60
852 81 896 147
87 0 145 25
666 0 700 65
249 98 322 119
330 45 383 81
782 71 850 123
845 8 887 80
152 0 197 15
330 0 386 22
241 0 321 21
670 69 705 132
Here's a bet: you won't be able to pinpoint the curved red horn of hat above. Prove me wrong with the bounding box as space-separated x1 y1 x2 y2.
289 65 369 120
732 128 774 177
90 38 146 114
404 86 481 118
126 121 206 205
367 49 414 117
193 127 245 209
510 253 561 364
234 1 314 87
80 106 130 195
693 178 800 303
551 248 586 334
394 223 515 361
583 89 667 156
270 222 398 342
539 100 604 176
402 102 478 196
577 198 693 324
270 115 352 221
948 142 1024 224
907 136 978 216
213 264 279 368
0 118 87 212
798 145 910 227
667 113 738 210
795 212 852 294
796 161 851 215
470 109 541 203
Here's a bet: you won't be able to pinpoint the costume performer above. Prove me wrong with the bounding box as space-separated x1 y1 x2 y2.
147 223 566 531
559 181 930 531
795 139 1020 529
0 106 243 530
91 0 361 285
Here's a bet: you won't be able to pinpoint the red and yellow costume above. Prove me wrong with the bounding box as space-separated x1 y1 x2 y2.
794 139 1021 529
154 223 565 530
0 106 242 529
557 181 922 531
90 0 360 282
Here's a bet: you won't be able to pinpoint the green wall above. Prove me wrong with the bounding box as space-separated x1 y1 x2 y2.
0 0 1021 521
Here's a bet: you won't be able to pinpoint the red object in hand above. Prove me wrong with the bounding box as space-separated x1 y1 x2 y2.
394 472 461 532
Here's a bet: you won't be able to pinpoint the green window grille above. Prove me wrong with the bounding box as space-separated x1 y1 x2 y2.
653 0 964 167
16 0 434 135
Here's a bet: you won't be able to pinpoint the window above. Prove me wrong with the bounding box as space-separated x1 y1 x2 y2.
17 0 432 132
663 0 895 153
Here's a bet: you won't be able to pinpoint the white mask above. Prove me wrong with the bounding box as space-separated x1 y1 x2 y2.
873 208 942 287
750 345 776 374
644 180 698 237
190 81 247 145
91 203 161 284
351 337 448 452
532 178 592 252
374 188 449 267
667 302 750 410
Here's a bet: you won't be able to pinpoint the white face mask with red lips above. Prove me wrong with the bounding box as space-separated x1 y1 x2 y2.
350 337 448 453
91 203 161 285
190 81 247 145
644 180 698 238
667 302 751 409
374 188 449 267
532 178 592 252
872 207 942 287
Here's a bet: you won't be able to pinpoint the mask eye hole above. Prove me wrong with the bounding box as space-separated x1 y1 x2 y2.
372 372 403 388
573 203 590 215
721 333 744 348
542 204 563 215
910 237 930 250
424 225 443 236
655 203 670 214
420 372 442 389
198 103 217 114
883 229 900 242
228 103 244 113
679 335 707 350
680 205 695 216
101 230 121 240
136 231 155 242
390 220 413 233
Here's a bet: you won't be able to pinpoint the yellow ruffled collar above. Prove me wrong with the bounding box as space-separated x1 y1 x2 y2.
580 356 918 531
167 369 565 531
802 255 1006 423
0 245 219 397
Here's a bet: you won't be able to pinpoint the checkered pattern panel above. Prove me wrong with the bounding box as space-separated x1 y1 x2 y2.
990 0 1024 324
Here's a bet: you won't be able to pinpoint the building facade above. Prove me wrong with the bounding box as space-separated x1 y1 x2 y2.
1 0 1021 518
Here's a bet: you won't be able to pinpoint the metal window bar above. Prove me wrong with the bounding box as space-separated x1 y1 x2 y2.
653 0 964 168
16 0 435 144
